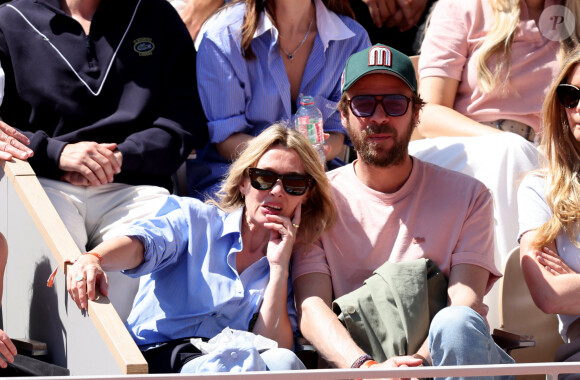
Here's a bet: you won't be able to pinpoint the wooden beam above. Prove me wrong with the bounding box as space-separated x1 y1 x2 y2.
1 159 147 374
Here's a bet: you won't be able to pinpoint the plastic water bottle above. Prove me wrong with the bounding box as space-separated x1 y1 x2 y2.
294 95 325 165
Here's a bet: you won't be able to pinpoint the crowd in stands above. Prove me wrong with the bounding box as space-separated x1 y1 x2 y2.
0 0 579 377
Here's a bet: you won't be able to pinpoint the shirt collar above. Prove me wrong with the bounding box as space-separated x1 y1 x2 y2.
222 206 244 238
253 0 355 51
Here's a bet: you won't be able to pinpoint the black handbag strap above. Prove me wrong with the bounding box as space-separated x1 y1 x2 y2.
142 337 206 374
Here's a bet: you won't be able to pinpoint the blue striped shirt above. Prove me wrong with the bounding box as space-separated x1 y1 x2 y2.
192 0 370 197
120 196 297 348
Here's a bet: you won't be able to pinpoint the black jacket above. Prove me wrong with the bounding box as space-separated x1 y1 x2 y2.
0 0 208 189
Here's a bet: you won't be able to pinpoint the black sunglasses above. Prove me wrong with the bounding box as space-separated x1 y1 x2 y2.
557 84 580 109
246 168 312 196
348 94 411 117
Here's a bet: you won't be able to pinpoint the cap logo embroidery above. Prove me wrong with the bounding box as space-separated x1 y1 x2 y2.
133 38 155 56
340 70 345 89
368 46 391 67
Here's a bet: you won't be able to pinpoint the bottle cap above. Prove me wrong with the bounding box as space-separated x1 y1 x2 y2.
299 95 315 106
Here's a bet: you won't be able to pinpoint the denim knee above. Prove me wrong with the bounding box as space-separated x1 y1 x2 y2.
429 305 488 342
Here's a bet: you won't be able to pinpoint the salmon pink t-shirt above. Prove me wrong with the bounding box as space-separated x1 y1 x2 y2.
291 159 501 298
419 0 562 132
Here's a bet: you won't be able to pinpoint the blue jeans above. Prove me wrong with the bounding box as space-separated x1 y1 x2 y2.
429 305 515 380
179 347 305 373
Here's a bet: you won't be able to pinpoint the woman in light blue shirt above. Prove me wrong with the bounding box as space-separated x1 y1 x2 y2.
65 124 336 373
192 0 370 199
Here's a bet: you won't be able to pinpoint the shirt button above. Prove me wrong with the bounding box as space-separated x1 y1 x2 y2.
347 305 356 314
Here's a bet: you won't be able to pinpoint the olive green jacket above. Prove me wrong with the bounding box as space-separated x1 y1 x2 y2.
332 258 448 362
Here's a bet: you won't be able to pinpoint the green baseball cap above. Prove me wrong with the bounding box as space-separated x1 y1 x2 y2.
340 44 417 94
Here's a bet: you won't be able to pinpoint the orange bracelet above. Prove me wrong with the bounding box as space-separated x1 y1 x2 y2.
46 252 103 287
360 360 377 369
83 252 103 264
355 360 378 380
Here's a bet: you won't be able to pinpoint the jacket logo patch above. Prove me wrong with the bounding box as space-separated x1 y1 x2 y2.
133 38 155 56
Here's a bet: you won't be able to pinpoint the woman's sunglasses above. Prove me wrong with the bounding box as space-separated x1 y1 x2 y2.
348 94 411 117
557 84 580 109
246 168 312 196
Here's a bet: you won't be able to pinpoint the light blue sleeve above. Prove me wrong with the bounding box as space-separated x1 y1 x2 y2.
121 196 198 277
197 34 250 144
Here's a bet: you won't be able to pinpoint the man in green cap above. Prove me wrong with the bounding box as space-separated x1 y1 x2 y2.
292 44 514 377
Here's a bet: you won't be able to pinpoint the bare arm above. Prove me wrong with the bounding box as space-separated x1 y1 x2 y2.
252 206 303 349
66 236 145 309
216 132 253 162
296 271 426 374
180 0 224 42
295 272 367 367
325 132 345 162
520 231 580 315
417 77 502 138
447 263 489 311
0 233 17 368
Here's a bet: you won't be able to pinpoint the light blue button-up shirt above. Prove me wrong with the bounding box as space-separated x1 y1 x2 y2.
119 196 297 348
191 0 370 198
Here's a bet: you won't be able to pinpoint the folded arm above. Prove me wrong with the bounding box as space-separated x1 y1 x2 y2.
417 76 501 138
520 231 580 315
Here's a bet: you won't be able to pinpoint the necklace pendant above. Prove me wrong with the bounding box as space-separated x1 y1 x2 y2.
288 54 294 60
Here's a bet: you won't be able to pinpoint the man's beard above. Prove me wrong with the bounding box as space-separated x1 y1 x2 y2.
346 117 415 167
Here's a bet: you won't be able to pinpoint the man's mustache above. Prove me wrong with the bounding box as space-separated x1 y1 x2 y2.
362 124 398 136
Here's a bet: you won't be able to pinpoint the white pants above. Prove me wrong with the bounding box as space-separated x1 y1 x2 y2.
38 178 170 320
39 178 170 250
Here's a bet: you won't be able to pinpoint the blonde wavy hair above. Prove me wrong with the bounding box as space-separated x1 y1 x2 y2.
476 0 520 94
561 0 580 55
532 46 580 250
477 0 579 94
207 123 336 246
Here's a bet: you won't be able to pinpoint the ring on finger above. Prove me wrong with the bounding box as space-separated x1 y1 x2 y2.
292 223 300 229
75 273 86 282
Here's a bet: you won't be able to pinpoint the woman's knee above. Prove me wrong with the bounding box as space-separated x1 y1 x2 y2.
260 348 305 371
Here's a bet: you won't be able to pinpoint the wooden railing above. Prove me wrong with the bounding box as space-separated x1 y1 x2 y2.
0 159 147 375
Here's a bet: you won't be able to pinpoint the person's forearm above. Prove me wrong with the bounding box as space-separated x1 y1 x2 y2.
216 132 253 161
253 267 294 349
412 338 431 366
324 132 345 161
417 103 501 138
521 235 580 315
300 296 366 367
180 0 225 41
90 236 145 271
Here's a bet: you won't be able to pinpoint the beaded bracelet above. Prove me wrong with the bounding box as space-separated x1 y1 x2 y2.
351 354 374 368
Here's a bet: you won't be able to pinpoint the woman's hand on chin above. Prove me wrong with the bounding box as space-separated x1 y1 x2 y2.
264 203 302 272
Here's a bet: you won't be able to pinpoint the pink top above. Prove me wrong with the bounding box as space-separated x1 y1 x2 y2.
419 0 562 132
291 159 501 298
